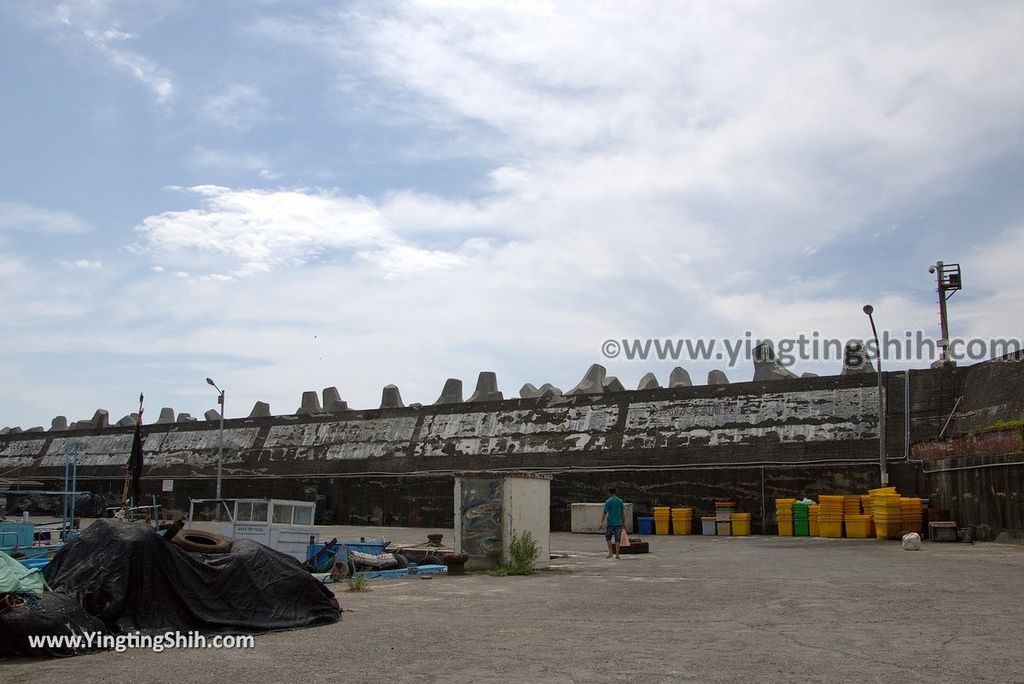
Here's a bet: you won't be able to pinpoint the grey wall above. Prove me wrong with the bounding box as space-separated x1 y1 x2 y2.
2 360 1021 535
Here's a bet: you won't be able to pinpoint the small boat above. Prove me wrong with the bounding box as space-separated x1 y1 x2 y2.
1 520 69 570
304 536 391 574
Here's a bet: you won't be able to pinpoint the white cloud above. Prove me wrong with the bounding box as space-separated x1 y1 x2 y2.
189 147 277 178
243 1 1024 322
0 202 89 234
200 84 270 130
136 185 468 277
58 259 103 269
82 26 174 102
3 2 1024 427
266 3 1021 236
23 2 176 103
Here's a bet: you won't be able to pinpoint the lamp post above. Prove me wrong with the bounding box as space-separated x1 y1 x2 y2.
862 305 888 486
206 377 225 499
928 261 962 366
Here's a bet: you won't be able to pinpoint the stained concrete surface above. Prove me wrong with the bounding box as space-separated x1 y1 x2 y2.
4 527 1023 682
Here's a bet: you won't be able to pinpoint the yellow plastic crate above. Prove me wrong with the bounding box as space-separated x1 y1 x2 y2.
845 515 873 538
874 520 902 540
672 519 693 535
819 520 843 538
730 513 751 536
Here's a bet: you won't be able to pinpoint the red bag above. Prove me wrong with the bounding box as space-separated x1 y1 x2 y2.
619 528 631 547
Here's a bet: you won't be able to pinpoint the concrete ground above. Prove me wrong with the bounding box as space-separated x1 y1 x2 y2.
4 526 1023 682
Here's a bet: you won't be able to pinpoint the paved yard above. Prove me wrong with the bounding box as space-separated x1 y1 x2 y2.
4 527 1023 682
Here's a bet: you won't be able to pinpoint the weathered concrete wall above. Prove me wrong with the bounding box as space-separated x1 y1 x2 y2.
922 454 1024 543
908 401 1024 543
912 428 1023 462
2 374 887 478
1 362 1019 535
950 353 1024 435
904 356 1024 541
0 373 894 528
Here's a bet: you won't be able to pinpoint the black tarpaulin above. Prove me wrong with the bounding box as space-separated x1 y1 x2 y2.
0 592 107 657
42 519 340 635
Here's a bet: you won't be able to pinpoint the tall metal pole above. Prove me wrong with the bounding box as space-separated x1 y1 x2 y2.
863 305 888 486
217 389 224 499
935 260 951 365
207 378 225 499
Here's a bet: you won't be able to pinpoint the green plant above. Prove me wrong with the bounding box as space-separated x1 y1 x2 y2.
508 530 541 575
985 416 1024 433
483 531 542 576
346 573 372 592
501 532 540 573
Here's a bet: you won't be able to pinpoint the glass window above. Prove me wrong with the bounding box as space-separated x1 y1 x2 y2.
192 501 221 522
294 506 312 525
235 501 253 522
272 504 294 524
252 503 268 522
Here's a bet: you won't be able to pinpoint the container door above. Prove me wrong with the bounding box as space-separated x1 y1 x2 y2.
460 478 502 569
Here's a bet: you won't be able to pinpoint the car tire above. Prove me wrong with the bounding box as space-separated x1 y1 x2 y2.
169 529 232 554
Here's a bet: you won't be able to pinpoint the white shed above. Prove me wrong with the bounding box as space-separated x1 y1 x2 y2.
454 473 551 571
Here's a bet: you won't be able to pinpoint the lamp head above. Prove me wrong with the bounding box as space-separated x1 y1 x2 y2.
928 266 936 274
862 304 874 316
206 377 216 387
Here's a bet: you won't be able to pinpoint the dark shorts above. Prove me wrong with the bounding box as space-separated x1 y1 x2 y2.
605 524 623 542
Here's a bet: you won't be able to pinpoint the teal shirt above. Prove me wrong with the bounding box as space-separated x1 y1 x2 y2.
604 496 625 526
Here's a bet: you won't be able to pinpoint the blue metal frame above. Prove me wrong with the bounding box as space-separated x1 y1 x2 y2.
61 441 83 541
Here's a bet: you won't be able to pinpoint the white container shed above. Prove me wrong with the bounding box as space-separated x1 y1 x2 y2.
570 502 634 534
454 473 551 571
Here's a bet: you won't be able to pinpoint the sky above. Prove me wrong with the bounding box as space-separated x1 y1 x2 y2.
1 1 1022 429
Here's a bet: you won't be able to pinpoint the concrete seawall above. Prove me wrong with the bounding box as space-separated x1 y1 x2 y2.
2 360 1021 535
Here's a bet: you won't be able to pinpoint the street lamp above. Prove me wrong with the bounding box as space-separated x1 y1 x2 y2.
928 261 962 366
206 377 225 499
862 305 888 486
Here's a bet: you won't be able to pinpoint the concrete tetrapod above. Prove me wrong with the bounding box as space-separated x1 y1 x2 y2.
297 391 322 415
752 341 798 381
669 367 693 388
435 378 464 404
322 387 349 412
248 401 272 418
841 339 873 375
708 370 730 385
568 364 608 395
602 377 625 393
380 385 405 409
637 372 661 390
521 383 563 399
467 372 503 403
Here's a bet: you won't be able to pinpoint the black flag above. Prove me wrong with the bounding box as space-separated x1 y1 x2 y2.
128 392 144 504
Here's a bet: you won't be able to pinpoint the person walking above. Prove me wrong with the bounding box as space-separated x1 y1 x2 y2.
600 487 625 559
